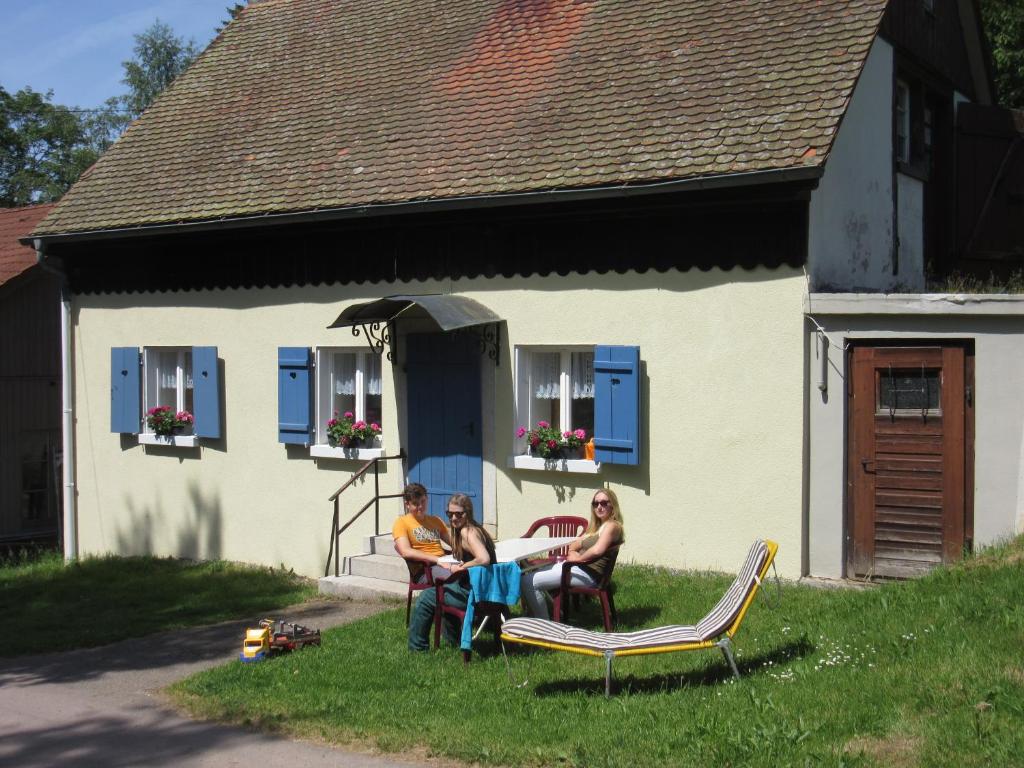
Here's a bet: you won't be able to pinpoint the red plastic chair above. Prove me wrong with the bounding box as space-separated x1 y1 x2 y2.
552 546 620 632
432 572 507 663
403 558 434 627
519 515 588 567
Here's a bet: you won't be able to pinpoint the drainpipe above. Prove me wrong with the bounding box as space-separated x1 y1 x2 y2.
35 240 76 561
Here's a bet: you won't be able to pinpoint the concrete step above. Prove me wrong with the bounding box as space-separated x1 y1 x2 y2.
319 574 408 600
364 533 397 556
348 553 409 582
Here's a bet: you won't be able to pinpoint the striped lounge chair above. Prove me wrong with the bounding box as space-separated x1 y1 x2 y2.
500 539 777 696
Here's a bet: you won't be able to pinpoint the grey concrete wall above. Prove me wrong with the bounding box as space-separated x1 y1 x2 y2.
805 294 1024 577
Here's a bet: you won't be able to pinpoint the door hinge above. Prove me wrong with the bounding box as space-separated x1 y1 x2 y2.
965 385 972 406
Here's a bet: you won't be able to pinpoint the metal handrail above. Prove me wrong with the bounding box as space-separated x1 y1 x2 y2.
325 451 404 577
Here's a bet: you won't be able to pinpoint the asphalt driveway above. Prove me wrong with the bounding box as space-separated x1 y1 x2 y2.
0 598 437 768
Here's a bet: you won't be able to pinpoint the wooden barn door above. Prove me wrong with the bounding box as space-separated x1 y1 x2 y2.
848 345 973 578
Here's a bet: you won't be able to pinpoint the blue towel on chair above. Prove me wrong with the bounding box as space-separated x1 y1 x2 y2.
461 561 522 651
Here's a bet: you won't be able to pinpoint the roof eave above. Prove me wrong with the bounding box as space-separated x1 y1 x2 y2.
25 165 823 246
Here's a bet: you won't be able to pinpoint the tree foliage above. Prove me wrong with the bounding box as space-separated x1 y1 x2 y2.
981 0 1024 109
0 87 101 206
118 20 199 120
217 4 248 34
1 19 201 205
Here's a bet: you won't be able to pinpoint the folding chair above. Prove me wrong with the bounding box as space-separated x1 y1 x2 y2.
501 539 778 696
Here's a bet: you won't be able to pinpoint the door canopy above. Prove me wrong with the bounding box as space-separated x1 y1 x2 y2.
328 294 503 363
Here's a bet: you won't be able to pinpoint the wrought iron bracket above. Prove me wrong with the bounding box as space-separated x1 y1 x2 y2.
352 322 395 361
460 322 501 367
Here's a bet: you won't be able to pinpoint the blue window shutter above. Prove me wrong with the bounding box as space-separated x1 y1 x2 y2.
278 347 313 445
593 345 641 465
192 346 221 439
110 347 141 434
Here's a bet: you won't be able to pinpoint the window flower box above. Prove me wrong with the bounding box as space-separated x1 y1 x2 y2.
138 433 199 448
310 444 386 460
509 455 601 474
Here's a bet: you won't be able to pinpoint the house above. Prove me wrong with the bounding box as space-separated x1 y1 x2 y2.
0 203 61 548
26 0 1024 582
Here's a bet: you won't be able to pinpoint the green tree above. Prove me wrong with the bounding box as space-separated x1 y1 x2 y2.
1 19 205 205
217 3 248 34
118 20 199 119
0 86 100 206
981 0 1024 109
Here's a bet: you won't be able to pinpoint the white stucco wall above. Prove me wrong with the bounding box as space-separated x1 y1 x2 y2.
808 38 922 292
71 267 807 578
805 294 1024 578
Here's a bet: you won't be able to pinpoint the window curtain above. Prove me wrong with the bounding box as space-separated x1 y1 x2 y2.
571 351 594 399
532 352 561 399
333 353 356 395
365 354 382 396
158 350 192 389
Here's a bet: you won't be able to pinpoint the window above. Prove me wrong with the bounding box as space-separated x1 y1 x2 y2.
143 347 194 435
895 80 910 164
314 349 383 446
277 346 385 457
20 429 59 525
513 345 641 471
523 349 595 438
110 346 221 444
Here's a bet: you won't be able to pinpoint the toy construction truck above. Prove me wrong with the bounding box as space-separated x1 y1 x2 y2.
240 618 322 662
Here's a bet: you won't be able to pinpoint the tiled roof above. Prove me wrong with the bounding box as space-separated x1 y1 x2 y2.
34 0 887 237
0 204 55 285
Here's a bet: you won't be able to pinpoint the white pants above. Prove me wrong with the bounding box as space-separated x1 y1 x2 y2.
521 563 597 620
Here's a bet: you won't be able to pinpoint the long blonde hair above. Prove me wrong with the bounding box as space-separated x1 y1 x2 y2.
447 494 496 563
587 488 625 541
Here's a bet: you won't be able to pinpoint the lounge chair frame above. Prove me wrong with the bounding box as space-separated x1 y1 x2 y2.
500 539 778 696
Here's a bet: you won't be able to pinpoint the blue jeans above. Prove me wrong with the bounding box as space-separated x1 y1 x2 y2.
408 580 469 651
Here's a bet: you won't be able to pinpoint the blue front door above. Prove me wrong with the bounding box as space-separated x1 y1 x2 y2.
406 333 483 519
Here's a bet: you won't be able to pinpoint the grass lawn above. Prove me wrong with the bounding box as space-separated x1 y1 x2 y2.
171 538 1024 767
0 551 317 656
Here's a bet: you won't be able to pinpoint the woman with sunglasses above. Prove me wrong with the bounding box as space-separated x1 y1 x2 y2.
408 493 495 650
521 488 625 621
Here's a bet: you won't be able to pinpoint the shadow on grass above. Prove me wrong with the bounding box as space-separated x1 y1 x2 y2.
525 638 815 697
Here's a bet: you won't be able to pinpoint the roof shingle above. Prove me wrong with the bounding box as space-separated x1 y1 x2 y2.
34 0 887 237
0 204 56 285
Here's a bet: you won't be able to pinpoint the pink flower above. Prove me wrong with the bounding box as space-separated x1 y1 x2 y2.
353 420 366 429
574 429 586 440
547 439 558 449
175 411 193 424
537 420 549 429
369 423 380 432
516 427 526 438
343 411 354 420
563 431 572 439
530 436 540 446
327 419 338 428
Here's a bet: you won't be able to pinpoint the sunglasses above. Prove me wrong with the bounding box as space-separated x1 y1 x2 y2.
591 499 612 509
447 509 467 519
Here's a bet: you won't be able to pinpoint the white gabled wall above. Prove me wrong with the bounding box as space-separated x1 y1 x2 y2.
71 267 807 579
808 38 924 292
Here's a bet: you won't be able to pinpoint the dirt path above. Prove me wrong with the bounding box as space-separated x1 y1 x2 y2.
0 598 437 768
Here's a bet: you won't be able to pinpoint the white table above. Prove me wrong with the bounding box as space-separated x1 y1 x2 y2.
494 536 577 564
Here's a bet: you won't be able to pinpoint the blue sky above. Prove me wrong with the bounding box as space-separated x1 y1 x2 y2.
0 1 229 108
